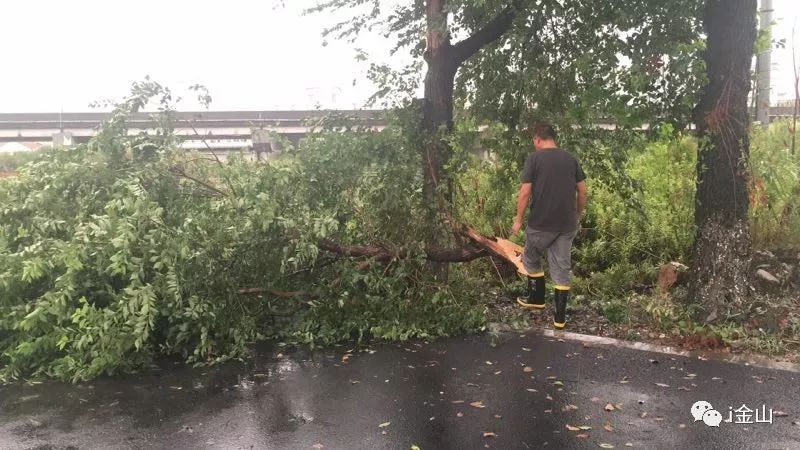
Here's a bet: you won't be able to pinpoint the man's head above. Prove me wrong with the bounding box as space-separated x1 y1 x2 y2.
530 122 558 150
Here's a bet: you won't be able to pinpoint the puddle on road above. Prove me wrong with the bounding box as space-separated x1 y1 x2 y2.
0 342 348 433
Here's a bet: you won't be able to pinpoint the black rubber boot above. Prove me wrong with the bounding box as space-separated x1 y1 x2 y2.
554 288 569 329
517 275 546 309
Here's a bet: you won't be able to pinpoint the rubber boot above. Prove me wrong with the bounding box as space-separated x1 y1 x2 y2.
553 287 569 329
517 275 546 309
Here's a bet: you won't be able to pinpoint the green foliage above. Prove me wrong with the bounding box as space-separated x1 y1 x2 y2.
0 83 485 382
573 128 696 304
749 120 800 248
0 150 44 172
584 127 697 265
302 1 704 132
458 1 704 132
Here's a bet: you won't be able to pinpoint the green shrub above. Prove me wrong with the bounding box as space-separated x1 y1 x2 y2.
749 120 800 249
0 150 44 172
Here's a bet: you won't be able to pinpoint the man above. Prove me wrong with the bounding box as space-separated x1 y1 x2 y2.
511 123 587 329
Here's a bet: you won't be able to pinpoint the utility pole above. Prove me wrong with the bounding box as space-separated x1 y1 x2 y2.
756 0 773 128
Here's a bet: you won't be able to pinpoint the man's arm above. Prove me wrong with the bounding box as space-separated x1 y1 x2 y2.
512 183 532 234
576 180 588 224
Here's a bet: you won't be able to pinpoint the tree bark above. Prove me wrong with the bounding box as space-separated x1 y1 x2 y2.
420 0 457 280
689 0 756 322
420 0 522 280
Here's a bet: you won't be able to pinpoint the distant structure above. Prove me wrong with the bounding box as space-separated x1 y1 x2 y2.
0 110 386 159
755 0 774 129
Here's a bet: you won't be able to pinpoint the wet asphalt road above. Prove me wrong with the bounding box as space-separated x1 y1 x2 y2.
1 332 799 450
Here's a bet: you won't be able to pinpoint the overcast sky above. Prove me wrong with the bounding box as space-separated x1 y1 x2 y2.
0 0 798 112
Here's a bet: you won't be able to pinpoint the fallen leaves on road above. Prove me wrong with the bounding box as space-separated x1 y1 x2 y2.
677 386 691 391
526 388 538 392
604 423 614 432
457 412 464 417
452 400 465 404
591 397 601 403
379 422 391 428
598 443 615 449
576 434 589 439
522 347 532 352
562 404 579 412
312 444 324 449
654 383 670 388
605 404 615 412
470 401 486 408
483 432 497 438
775 411 789 417
523 366 534 373
494 370 503 375
566 424 581 432
546 395 554 401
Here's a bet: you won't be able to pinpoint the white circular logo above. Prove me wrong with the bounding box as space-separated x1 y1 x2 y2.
691 400 714 422
702 409 723 427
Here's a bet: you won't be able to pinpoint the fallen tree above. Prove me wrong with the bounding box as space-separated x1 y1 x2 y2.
0 83 497 381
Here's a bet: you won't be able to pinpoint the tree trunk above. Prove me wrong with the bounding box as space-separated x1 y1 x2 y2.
418 1 522 280
689 0 757 322
421 0 458 280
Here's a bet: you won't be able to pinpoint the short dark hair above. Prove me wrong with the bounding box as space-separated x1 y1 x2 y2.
530 122 557 141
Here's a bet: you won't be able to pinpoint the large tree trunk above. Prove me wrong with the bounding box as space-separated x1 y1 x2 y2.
689 0 757 322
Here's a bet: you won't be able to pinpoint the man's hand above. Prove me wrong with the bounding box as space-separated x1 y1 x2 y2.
514 183 532 236
512 218 524 235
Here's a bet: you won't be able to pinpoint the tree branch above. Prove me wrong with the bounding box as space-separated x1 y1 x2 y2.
237 288 319 300
169 166 227 197
317 239 487 263
452 0 524 65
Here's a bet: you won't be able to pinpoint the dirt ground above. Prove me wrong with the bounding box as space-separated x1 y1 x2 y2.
486 250 800 366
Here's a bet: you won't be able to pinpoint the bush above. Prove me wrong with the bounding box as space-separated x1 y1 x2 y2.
749 120 800 249
0 150 43 172
573 128 696 303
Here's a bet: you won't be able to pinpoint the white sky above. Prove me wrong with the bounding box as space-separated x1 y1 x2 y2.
0 0 798 112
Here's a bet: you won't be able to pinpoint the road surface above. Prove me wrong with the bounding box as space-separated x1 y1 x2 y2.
1 331 799 449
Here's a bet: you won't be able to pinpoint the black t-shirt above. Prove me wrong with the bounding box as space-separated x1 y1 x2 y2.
520 148 586 232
